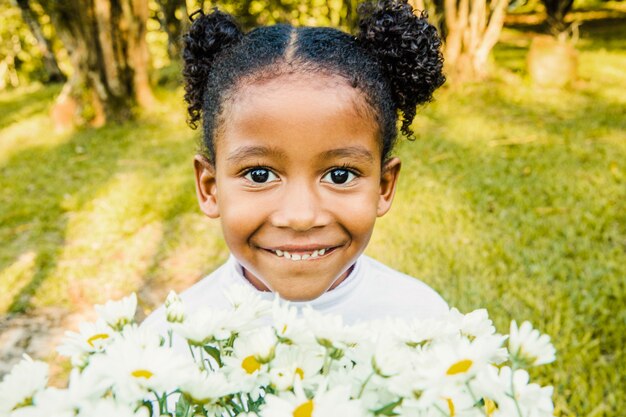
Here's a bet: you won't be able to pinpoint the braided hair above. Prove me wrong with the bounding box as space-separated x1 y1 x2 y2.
183 0 445 164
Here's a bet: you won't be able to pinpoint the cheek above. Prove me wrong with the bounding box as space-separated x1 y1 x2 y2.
332 188 380 237
215 180 262 241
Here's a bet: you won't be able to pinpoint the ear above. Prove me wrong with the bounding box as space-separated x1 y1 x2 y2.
194 155 220 218
377 157 401 217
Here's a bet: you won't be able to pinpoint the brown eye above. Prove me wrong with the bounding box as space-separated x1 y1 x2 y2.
321 168 357 185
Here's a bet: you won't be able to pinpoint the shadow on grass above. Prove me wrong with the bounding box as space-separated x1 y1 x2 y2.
0 109 201 314
1 125 132 313
0 86 60 130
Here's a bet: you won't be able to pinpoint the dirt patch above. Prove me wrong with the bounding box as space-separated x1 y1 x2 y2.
0 308 93 384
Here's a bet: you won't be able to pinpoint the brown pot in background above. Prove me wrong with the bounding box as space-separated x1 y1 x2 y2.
527 35 578 87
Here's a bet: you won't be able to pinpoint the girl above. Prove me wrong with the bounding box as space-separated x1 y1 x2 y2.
146 0 447 328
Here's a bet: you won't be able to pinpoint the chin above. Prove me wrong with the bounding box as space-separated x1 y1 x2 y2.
272 281 330 302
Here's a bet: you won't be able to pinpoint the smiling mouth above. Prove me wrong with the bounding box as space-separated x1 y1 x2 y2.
263 246 339 261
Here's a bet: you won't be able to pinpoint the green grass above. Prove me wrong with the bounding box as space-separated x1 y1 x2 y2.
1 15 625 417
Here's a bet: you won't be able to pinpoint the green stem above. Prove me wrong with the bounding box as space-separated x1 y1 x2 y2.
321 348 332 375
465 381 488 417
199 346 207 371
433 403 451 417
510 365 524 417
358 371 375 398
187 343 196 361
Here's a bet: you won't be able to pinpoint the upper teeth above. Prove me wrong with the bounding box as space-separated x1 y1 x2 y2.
274 248 327 261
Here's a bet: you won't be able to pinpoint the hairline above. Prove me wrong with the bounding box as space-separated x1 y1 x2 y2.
211 66 384 167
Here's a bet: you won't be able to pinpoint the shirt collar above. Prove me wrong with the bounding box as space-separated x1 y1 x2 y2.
227 254 363 309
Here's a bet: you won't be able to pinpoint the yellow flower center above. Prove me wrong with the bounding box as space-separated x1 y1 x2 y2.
295 367 305 379
446 359 473 375
242 355 261 374
446 398 455 416
86 333 109 347
484 398 497 416
293 400 314 417
131 369 154 379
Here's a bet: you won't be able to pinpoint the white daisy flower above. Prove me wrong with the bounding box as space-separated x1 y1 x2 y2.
94 292 137 330
178 368 235 404
268 344 324 391
11 368 111 417
164 290 185 324
403 334 506 407
272 298 315 347
171 307 232 345
302 308 365 352
56 319 114 367
116 324 163 349
452 308 497 339
75 398 149 417
369 326 417 378
224 284 271 316
488 367 554 417
399 389 479 417
261 383 364 417
508 321 556 366
84 336 195 404
0 355 48 413
221 328 276 393
468 364 508 408
391 316 453 350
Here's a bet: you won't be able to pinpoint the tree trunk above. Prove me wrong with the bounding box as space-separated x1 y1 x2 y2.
39 0 154 128
155 0 187 60
542 0 575 36
527 35 577 87
441 0 508 81
12 0 65 83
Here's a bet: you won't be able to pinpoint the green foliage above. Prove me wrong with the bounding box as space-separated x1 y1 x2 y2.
0 0 65 89
0 1 39 88
0 11 624 417
207 0 360 31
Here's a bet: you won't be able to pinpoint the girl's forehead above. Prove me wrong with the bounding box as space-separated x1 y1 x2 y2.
216 74 381 162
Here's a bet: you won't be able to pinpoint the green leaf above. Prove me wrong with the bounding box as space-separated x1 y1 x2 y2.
175 393 192 417
372 398 402 416
203 344 223 367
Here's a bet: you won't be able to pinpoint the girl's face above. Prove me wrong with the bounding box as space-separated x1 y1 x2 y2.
194 74 401 301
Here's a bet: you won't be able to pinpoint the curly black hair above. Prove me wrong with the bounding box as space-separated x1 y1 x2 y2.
183 0 445 164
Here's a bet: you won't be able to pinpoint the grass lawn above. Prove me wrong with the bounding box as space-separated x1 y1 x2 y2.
1 11 624 417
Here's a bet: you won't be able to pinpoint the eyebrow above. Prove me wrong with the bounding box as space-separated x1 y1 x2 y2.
318 147 375 164
226 145 287 164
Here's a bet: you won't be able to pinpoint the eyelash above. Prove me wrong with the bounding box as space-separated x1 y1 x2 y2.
242 166 278 184
241 164 361 185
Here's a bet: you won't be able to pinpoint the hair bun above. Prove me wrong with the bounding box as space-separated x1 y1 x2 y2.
357 0 445 136
183 8 244 129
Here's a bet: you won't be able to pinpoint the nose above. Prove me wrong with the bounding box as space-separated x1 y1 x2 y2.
270 181 328 231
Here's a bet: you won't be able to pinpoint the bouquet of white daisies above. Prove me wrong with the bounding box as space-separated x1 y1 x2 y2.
0 285 556 417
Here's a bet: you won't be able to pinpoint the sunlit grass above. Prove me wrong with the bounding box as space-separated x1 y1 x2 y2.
1 16 625 417
371 20 625 416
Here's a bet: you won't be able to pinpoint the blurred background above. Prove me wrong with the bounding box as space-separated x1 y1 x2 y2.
0 0 624 415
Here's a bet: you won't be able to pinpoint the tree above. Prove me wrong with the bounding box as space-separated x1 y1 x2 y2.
154 0 187 60
442 0 508 80
527 0 578 87
409 0 508 81
38 0 154 127
11 0 65 83
542 0 575 37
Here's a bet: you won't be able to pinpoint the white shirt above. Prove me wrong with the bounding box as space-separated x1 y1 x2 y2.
143 254 448 333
